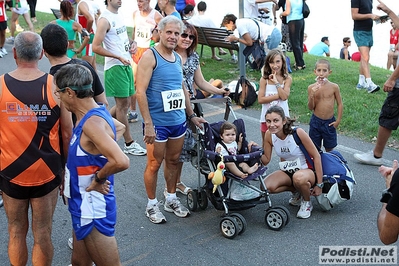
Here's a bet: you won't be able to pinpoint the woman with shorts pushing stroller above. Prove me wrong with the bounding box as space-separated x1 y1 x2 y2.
261 106 323 219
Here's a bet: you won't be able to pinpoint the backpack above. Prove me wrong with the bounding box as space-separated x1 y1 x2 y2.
292 128 356 211
242 19 266 71
234 76 258 109
302 0 310 18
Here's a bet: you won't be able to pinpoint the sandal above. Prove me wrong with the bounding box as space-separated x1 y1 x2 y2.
176 182 192 195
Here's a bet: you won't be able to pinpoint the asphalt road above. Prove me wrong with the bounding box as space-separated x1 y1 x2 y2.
0 41 398 266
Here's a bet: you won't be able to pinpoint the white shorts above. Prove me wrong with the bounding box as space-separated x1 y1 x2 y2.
12 7 29 15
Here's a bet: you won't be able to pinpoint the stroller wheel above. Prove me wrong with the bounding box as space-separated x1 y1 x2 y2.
272 206 290 226
187 190 198 211
230 213 247 235
265 208 286 231
198 189 208 210
220 217 239 239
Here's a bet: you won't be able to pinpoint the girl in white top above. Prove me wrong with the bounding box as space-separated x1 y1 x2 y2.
261 106 323 219
258 49 291 143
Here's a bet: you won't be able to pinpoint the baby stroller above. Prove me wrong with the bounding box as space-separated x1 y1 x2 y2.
186 97 290 239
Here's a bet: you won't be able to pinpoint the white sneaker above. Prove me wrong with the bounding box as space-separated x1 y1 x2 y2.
123 142 147 156
367 83 380 93
356 83 366 90
297 200 313 219
354 150 383 166
1 47 7 55
164 198 190 218
0 50 3 58
289 191 302 206
145 202 167 224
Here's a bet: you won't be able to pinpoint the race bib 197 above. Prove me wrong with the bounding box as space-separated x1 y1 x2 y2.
161 88 186 112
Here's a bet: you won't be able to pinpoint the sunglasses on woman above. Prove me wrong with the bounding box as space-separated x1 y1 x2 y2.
181 33 195 40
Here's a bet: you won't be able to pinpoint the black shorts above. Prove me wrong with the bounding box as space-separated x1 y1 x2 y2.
0 174 62 199
283 169 316 186
379 87 399 130
0 21 7 31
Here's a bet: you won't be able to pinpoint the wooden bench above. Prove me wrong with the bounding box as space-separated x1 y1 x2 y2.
194 26 239 58
51 8 61 19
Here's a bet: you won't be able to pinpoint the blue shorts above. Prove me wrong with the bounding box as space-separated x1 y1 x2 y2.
71 212 116 241
353 30 373 48
146 121 187 142
309 114 337 150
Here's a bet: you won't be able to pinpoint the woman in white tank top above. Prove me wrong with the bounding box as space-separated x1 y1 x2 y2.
261 106 323 219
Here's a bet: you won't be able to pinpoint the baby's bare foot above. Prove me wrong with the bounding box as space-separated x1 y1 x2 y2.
247 163 259 174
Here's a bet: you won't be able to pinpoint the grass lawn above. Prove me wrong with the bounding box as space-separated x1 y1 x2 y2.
10 11 399 148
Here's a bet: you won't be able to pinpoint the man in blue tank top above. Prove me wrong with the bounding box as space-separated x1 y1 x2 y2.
136 16 206 224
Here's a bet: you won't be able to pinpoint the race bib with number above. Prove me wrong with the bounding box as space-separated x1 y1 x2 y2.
136 25 151 40
124 39 130 53
279 158 301 174
161 88 186 112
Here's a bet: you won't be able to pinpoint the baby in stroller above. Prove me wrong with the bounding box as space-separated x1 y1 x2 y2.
215 122 259 178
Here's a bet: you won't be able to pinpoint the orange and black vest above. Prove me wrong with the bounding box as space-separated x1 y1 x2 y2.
0 73 63 186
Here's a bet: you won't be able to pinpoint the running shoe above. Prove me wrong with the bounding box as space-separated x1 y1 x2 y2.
127 111 138 123
354 150 383 166
367 83 380 94
356 83 365 90
164 198 190 218
145 202 167 224
123 142 147 156
297 200 313 219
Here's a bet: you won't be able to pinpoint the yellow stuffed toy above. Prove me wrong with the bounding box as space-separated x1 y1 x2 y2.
208 158 226 193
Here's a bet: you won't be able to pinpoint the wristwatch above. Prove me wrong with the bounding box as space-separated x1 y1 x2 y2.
94 171 107 184
188 113 197 120
380 188 393 203
316 182 324 189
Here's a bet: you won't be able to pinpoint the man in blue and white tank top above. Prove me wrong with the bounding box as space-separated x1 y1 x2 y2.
136 16 206 224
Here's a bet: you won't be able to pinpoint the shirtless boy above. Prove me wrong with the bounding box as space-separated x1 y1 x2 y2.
307 59 343 151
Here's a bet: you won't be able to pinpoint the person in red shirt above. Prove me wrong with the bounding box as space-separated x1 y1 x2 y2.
303 32 308 53
0 0 8 57
387 20 399 70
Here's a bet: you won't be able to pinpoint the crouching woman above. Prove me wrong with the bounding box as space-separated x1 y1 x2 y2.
261 106 323 219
